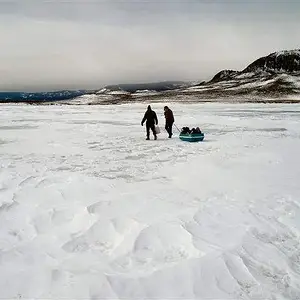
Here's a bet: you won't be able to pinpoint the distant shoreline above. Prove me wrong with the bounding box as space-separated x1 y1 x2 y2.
2 98 300 105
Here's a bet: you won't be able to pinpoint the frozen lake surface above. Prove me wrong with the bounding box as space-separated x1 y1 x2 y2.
1 103 300 299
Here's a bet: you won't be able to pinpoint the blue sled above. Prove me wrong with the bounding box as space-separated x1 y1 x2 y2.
179 133 204 142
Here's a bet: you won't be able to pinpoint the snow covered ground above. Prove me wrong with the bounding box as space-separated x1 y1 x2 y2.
1 103 300 299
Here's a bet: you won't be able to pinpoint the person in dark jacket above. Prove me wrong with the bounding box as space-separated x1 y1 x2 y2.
141 105 158 140
164 106 174 138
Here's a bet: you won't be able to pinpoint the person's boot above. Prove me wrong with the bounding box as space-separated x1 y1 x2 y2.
154 135 157 140
146 136 150 140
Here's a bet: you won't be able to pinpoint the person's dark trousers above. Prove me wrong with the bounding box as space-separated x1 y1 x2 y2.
165 121 173 138
146 122 156 140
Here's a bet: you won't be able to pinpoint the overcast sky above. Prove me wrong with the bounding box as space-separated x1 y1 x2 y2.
0 0 300 91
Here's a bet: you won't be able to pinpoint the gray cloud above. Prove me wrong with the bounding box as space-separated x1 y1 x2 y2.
0 0 300 91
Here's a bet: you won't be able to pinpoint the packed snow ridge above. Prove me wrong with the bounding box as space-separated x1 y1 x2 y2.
1 103 300 299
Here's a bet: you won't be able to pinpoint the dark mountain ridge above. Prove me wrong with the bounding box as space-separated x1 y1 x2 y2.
243 49 300 74
102 81 188 93
208 49 300 84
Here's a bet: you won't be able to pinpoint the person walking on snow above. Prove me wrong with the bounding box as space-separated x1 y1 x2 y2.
164 106 174 138
141 105 158 140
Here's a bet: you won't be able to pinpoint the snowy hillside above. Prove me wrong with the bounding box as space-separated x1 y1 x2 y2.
1 103 300 299
72 48 300 104
56 73 300 105
242 49 300 74
177 49 300 99
180 74 300 98
96 81 188 95
1 49 300 105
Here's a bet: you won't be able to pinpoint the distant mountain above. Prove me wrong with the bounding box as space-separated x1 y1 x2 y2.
173 48 300 101
0 90 86 103
88 49 300 103
210 70 239 83
2 49 300 105
57 49 300 104
204 49 300 84
97 81 189 94
242 49 300 74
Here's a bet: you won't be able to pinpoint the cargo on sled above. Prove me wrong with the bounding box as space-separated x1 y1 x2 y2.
179 127 204 142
